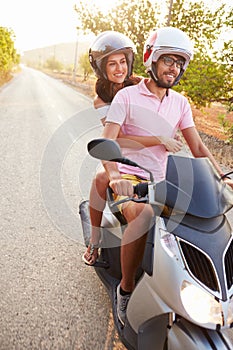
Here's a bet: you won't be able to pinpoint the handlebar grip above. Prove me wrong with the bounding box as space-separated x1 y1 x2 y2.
134 183 148 197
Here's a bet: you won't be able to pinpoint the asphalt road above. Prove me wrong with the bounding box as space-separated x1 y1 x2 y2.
0 67 126 350
0 67 232 350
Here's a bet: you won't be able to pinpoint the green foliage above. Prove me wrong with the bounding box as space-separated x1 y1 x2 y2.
0 27 19 79
176 52 232 108
79 52 93 81
74 0 160 74
44 56 63 71
170 0 233 109
169 0 225 53
74 0 233 107
218 113 233 144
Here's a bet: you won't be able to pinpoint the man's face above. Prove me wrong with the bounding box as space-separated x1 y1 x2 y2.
153 54 185 88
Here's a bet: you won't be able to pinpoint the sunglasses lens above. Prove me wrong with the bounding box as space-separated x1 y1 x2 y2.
162 56 184 69
164 57 173 66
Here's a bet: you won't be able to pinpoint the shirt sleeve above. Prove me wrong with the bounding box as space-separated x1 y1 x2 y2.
95 105 110 121
105 90 128 126
178 97 195 130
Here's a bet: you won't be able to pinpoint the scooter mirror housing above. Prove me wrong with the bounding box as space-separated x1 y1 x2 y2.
87 138 154 182
87 138 123 161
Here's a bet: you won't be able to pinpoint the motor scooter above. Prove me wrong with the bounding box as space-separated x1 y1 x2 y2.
79 138 233 350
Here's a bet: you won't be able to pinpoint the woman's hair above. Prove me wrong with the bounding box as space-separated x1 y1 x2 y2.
95 75 141 103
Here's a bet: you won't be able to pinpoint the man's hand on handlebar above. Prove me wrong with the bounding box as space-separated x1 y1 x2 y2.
109 178 134 197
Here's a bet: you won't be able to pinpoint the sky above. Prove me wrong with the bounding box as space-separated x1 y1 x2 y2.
0 0 117 52
0 0 231 53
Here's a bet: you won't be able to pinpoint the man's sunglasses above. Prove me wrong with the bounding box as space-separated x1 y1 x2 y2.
159 56 185 69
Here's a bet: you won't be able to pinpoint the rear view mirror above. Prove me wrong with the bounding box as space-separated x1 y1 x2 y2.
87 138 154 182
87 138 123 161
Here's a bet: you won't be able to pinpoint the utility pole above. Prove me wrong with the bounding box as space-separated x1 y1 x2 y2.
72 29 79 83
167 0 174 26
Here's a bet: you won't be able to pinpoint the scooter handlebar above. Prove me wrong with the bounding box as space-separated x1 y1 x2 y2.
108 182 149 210
134 182 149 198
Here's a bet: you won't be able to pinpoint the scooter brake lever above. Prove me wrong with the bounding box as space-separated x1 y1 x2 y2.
109 196 148 208
131 196 148 203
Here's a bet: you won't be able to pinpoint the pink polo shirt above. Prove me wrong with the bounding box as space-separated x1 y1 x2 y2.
106 78 195 181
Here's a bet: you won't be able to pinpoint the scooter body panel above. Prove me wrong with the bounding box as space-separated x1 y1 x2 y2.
80 147 233 349
167 319 232 350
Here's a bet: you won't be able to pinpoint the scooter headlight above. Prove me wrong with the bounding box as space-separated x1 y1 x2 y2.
160 229 177 257
181 281 223 325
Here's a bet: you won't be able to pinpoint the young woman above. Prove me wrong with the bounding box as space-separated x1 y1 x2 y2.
82 31 140 265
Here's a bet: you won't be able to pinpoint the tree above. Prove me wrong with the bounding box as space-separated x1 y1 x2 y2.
74 0 233 108
169 0 233 109
44 56 63 71
79 52 92 81
177 52 231 106
74 0 161 74
0 27 19 80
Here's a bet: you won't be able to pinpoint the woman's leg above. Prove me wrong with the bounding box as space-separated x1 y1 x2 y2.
82 169 109 265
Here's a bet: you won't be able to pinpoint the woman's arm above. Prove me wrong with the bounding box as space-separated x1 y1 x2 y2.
117 129 183 153
94 95 181 151
94 96 109 125
94 95 107 109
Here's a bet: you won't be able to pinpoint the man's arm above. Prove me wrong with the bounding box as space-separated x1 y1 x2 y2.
182 127 221 172
182 126 233 189
102 122 134 196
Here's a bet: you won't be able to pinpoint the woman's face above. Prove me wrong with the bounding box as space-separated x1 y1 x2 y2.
105 53 128 83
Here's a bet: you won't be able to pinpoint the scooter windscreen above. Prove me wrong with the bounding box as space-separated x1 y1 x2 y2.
154 155 233 218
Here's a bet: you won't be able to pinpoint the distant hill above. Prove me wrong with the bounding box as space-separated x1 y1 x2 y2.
21 40 91 67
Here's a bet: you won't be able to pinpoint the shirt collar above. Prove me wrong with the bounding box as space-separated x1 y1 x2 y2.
138 78 170 98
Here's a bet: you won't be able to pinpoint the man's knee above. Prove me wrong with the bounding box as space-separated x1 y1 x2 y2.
123 203 153 223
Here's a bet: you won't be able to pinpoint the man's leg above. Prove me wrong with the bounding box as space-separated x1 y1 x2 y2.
117 202 153 323
121 202 153 290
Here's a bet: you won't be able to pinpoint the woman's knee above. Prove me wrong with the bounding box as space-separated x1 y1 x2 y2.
94 170 109 187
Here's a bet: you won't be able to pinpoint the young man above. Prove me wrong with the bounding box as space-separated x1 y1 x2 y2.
101 27 233 325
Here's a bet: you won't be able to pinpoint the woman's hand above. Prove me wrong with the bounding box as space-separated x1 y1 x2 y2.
159 136 183 153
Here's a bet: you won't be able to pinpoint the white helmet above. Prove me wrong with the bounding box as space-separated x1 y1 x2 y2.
143 27 193 85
